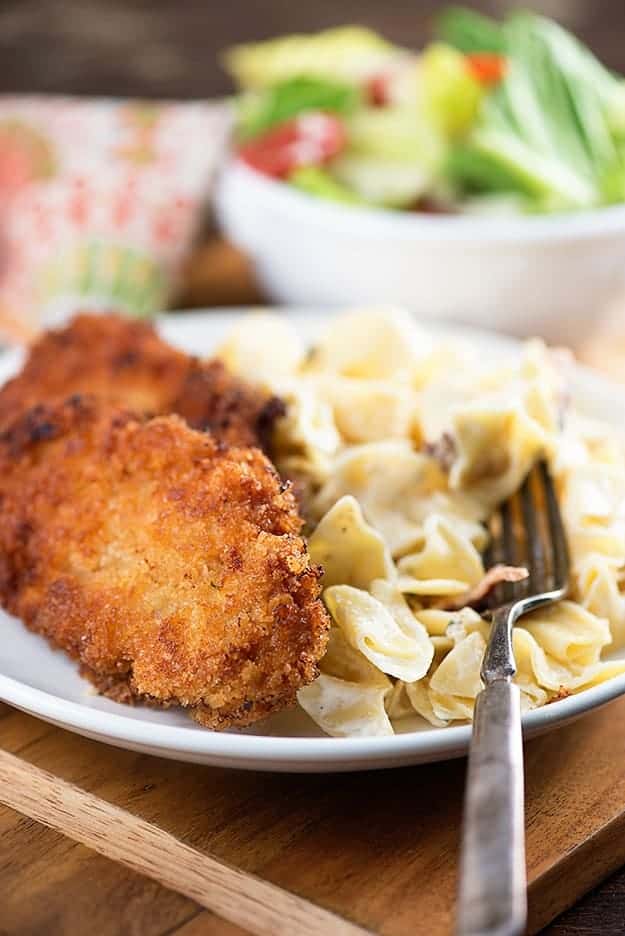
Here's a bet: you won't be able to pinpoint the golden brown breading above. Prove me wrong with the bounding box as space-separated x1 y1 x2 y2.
0 313 284 451
0 397 329 728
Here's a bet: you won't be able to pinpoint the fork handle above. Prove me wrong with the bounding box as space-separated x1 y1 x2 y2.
456 679 526 936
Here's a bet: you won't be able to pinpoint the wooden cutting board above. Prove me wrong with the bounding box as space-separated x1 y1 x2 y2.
2 693 625 936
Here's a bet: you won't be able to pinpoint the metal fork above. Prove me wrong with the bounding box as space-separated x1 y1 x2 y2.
456 461 570 936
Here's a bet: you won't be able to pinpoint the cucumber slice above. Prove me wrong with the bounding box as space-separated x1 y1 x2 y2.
331 155 430 208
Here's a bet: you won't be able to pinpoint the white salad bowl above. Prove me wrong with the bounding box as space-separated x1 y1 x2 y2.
216 159 625 345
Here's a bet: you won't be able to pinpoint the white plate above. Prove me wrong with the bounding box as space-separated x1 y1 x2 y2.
1 310 625 772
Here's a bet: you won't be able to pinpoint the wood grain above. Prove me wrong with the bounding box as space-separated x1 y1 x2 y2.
2 696 625 936
171 913 249 936
1 805 200 936
0 745 364 936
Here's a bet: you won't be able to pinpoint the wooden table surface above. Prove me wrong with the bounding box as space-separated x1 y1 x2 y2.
3 1 625 932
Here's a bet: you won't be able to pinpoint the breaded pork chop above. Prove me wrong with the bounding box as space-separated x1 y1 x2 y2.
0 313 283 451
0 397 329 728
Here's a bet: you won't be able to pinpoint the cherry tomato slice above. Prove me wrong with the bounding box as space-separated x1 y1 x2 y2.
366 73 392 107
238 113 346 178
466 52 508 86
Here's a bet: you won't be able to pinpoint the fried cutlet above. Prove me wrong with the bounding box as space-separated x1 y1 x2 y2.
0 397 329 728
0 313 283 451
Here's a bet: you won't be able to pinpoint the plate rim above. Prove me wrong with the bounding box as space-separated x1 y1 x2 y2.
1 659 625 766
2 308 625 768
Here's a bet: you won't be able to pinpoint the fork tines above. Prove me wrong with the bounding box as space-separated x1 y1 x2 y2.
485 460 570 610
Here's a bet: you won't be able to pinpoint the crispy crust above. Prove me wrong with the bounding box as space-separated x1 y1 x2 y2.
0 397 329 729
0 313 284 451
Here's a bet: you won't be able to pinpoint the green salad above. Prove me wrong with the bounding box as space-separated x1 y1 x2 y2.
224 8 625 214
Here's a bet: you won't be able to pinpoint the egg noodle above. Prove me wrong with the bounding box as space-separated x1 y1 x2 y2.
219 308 625 737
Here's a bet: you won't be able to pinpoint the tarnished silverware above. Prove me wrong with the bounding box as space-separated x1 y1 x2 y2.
457 461 570 936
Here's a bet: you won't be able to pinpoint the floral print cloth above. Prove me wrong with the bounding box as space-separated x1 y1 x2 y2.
0 96 231 342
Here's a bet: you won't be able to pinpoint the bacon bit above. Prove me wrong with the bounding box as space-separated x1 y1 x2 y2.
466 53 508 86
432 564 529 611
424 432 457 472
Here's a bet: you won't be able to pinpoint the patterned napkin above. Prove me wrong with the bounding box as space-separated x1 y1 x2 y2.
0 95 231 343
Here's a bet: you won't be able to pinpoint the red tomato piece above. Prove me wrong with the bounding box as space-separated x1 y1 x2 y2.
366 73 392 107
238 113 346 178
466 52 508 86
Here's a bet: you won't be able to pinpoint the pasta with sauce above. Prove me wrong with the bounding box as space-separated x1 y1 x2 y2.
219 308 625 737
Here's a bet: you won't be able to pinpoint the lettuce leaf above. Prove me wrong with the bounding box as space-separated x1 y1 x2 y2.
237 76 359 139
442 8 622 210
437 6 506 55
346 106 444 167
289 166 364 204
224 26 399 90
